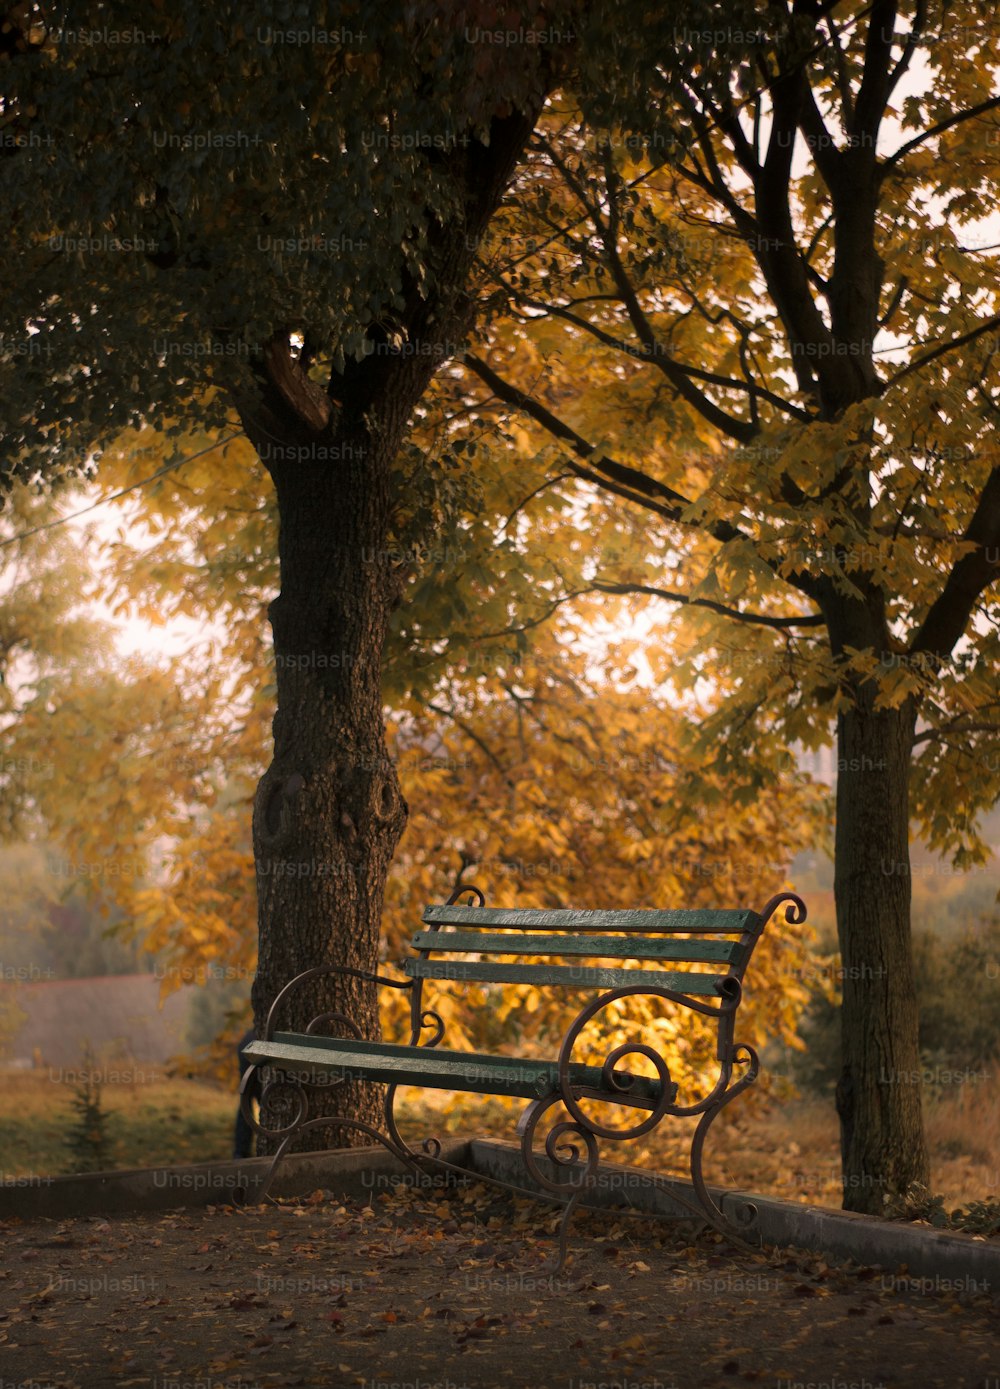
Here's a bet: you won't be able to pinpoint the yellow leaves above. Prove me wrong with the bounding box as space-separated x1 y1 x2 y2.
511 426 535 456
871 663 922 711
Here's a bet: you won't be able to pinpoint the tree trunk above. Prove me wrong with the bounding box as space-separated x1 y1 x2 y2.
236 101 545 1151
834 685 929 1212
249 417 409 1150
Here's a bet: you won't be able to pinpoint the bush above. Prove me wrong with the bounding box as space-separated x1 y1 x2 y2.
790 918 1000 1094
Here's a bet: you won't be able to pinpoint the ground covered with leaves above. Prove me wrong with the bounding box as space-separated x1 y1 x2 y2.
1 1179 998 1389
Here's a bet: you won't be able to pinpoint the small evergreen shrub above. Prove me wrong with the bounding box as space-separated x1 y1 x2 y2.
65 1045 116 1173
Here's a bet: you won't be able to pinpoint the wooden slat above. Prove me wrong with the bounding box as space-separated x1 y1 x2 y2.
410 930 744 965
403 959 727 995
422 905 757 934
244 1035 666 1104
270 1033 559 1072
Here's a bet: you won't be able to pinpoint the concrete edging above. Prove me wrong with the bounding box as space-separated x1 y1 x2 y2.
0 1139 472 1221
468 1137 1000 1293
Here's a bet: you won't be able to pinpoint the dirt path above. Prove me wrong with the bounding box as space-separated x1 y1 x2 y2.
1 1181 996 1389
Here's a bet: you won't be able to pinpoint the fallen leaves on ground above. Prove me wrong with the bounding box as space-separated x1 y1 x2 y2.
0 1181 996 1389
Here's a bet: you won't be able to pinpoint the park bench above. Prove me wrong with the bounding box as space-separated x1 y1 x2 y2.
241 886 806 1270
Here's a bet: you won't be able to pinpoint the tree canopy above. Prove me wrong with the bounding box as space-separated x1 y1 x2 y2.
1 0 571 482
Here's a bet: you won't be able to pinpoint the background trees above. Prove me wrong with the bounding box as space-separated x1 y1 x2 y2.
440 2 1000 1209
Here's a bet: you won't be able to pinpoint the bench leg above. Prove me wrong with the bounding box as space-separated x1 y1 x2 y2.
247 1114 430 1203
688 1045 762 1250
237 1069 437 1206
516 1094 600 1275
388 1088 602 1276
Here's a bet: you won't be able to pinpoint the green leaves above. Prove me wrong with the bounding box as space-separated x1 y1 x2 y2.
0 0 572 489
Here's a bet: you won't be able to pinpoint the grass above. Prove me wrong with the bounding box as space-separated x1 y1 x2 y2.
2 1066 997 1216
0 1069 234 1178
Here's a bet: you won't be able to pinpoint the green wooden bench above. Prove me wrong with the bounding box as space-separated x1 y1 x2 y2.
241 886 806 1269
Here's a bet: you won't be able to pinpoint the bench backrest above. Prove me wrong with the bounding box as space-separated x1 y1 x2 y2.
403 902 770 999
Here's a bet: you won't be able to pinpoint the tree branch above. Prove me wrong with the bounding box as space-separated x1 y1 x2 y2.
502 284 810 423
753 69 837 399
909 465 1000 661
501 472 574 532
476 586 589 641
590 579 827 631
686 71 760 178
853 0 897 145
878 276 908 329
462 351 747 543
881 94 1000 178
885 0 926 98
885 314 1000 389
598 223 760 443
913 720 1000 748
796 75 845 195
263 332 335 434
676 83 757 233
418 697 509 778
825 11 857 125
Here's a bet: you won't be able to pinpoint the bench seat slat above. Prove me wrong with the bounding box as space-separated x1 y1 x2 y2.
244 1035 669 1105
410 930 744 965
422 906 758 934
403 959 727 994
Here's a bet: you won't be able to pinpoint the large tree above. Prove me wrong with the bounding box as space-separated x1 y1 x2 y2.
447 2 1000 1209
0 0 576 1143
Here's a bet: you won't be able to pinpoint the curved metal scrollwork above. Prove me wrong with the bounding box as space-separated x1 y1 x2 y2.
688 1040 762 1241
412 1009 445 1048
729 1040 760 1084
262 963 417 1042
553 982 743 1140
445 884 486 907
240 1068 309 1142
519 1093 600 1195
516 1094 602 1273
756 891 807 927
558 1027 676 1142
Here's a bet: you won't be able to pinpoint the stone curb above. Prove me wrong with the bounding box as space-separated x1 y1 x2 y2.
0 1139 472 1222
469 1138 1000 1293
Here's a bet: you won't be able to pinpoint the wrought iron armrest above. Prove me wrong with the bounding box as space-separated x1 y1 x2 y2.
236 955 465 1216
240 962 445 1143
259 962 411 1042
756 892 807 928
257 961 445 1047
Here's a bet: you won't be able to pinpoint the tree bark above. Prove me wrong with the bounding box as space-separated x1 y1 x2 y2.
834 684 929 1211
248 417 409 1148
